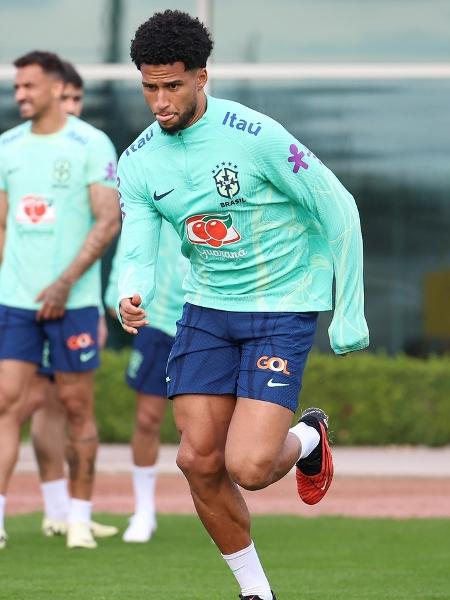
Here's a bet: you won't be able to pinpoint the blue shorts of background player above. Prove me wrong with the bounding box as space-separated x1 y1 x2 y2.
0 305 100 372
126 326 174 396
166 303 318 412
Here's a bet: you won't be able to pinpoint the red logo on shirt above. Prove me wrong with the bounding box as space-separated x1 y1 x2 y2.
16 195 55 224
186 213 241 247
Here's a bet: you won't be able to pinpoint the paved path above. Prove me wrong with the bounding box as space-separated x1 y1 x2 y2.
16 444 450 477
9 444 450 519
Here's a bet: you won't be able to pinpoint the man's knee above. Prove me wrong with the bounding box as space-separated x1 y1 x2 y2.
176 444 225 482
0 382 21 417
135 405 163 436
226 454 274 491
57 376 93 426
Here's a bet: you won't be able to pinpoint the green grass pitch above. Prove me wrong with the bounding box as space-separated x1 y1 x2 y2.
1 514 449 599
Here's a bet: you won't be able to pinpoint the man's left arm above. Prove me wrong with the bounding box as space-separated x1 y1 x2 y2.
255 123 369 354
36 183 120 320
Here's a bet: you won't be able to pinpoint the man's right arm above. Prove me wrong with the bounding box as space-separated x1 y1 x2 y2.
0 190 7 265
117 156 162 332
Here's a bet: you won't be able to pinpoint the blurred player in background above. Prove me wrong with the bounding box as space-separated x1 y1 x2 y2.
60 61 84 117
118 10 368 600
0 51 120 550
105 220 187 542
25 60 117 541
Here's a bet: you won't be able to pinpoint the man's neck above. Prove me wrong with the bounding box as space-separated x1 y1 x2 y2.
185 92 208 130
31 108 67 135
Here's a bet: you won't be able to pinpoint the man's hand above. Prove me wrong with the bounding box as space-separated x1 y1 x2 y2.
35 277 71 320
119 294 148 334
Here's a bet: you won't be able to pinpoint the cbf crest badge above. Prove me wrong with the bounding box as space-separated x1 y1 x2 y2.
53 159 71 184
213 163 240 199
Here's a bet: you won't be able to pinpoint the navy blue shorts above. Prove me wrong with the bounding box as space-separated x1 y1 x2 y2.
0 305 100 372
126 326 175 396
166 303 318 413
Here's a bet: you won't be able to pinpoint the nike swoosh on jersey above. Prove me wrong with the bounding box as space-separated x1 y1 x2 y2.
6 167 20 175
153 188 175 201
80 350 97 362
267 378 289 387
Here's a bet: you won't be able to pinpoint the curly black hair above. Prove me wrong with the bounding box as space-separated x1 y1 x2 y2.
13 50 65 80
130 10 213 70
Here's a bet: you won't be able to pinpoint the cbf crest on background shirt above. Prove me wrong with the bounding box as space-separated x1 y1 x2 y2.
0 116 117 310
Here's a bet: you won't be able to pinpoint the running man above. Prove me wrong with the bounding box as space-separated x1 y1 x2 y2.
0 51 120 549
117 11 369 600
105 219 187 542
23 60 117 540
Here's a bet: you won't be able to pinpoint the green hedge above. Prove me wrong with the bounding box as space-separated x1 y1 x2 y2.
95 350 450 446
95 349 179 444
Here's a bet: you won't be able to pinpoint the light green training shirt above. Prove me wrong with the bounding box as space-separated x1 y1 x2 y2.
105 219 187 337
117 96 369 354
0 116 117 310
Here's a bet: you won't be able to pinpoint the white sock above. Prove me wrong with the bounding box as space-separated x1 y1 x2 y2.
41 479 70 521
132 465 157 520
68 499 92 525
289 421 320 460
222 541 272 600
0 495 5 530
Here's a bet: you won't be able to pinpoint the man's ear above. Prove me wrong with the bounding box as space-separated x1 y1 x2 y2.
197 67 208 90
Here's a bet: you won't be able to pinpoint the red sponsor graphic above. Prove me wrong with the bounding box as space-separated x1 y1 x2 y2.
256 355 291 375
16 195 55 224
67 333 95 351
186 213 240 248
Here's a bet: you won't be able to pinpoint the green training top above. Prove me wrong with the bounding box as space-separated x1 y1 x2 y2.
105 218 187 337
117 96 369 354
0 116 117 310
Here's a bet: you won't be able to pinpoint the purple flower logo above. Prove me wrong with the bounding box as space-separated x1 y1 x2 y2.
288 144 309 173
105 161 117 181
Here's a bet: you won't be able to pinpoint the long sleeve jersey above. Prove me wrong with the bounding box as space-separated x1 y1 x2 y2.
117 96 369 354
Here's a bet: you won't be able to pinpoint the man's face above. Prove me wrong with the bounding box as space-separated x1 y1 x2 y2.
140 61 207 134
61 83 84 117
14 64 63 120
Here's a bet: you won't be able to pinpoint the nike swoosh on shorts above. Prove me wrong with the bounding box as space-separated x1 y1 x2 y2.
267 378 289 387
80 350 96 362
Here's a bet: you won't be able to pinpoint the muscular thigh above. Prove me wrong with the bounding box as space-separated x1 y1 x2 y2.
225 397 294 469
173 393 236 455
20 373 55 423
0 359 37 407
